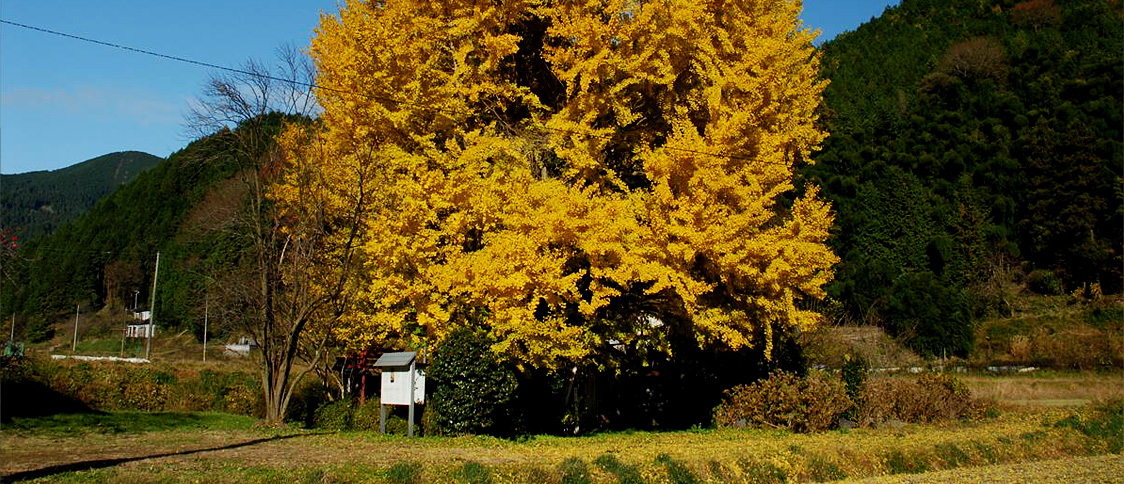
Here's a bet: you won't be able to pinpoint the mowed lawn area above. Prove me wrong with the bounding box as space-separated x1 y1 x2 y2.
2 383 1121 484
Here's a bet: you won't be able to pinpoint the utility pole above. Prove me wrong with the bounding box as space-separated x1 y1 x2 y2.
71 304 80 354
120 319 126 358
203 292 208 361
146 252 160 360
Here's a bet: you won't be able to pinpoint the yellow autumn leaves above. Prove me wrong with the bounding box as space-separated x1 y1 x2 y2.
275 0 838 367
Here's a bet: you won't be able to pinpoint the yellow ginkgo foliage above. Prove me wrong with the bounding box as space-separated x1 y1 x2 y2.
282 0 838 368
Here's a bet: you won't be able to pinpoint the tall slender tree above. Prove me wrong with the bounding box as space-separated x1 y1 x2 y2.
190 47 372 424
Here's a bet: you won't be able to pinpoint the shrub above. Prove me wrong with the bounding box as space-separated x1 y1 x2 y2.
426 327 519 436
3 358 263 417
122 378 168 411
222 384 264 417
313 399 355 430
857 373 991 426
352 399 383 431
1027 269 1063 295
935 443 970 468
841 354 868 403
384 414 410 435
286 379 334 427
713 371 852 433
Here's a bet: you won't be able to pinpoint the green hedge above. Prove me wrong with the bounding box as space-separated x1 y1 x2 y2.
0 357 263 419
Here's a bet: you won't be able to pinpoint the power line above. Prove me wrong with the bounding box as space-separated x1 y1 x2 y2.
1 18 799 166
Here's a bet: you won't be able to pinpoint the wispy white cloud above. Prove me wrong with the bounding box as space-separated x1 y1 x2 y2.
0 85 184 126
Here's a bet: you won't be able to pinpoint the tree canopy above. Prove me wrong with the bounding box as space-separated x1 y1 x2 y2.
287 0 837 368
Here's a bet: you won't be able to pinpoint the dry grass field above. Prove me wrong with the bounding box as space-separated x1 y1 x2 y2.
2 397 1120 483
963 372 1124 407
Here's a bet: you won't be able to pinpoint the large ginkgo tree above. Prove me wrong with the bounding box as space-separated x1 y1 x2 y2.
279 0 837 370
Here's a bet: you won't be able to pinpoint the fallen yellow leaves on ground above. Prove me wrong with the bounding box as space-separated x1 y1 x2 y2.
3 403 1119 483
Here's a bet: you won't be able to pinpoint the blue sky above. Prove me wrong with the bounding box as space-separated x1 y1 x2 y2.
0 1 899 175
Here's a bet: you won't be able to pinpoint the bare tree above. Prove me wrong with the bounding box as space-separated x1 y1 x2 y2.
938 37 1007 82
189 45 369 425
1011 0 1063 32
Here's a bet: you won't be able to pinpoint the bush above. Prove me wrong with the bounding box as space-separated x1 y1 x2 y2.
286 379 334 428
713 371 852 433
857 373 991 426
223 384 264 417
841 353 868 403
805 455 846 481
1027 269 1063 295
352 399 383 431
3 358 263 417
426 327 519 436
313 399 354 430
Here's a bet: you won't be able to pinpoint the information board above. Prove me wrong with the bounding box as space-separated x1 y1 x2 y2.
380 368 425 405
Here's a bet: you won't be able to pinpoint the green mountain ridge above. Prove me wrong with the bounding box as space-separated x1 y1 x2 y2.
1 151 164 241
1 133 243 341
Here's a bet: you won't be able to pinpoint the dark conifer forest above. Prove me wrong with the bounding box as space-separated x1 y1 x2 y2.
1 151 162 241
800 0 1122 357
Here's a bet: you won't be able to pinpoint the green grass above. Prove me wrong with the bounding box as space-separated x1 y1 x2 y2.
5 410 256 436
559 457 592 484
386 462 423 484
594 454 646 484
656 454 702 484
1053 399 1124 453
16 464 388 484
454 462 493 484
3 401 1121 484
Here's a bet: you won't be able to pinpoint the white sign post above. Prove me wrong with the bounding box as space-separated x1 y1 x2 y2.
373 352 425 437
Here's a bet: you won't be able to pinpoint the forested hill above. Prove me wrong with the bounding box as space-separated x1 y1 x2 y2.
803 0 1122 357
1 151 163 241
1 133 243 341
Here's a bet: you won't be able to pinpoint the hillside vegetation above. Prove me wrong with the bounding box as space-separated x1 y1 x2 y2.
1 151 163 241
801 0 1123 358
1 134 244 342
